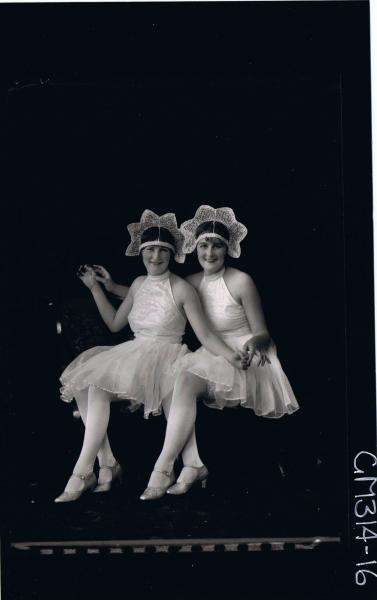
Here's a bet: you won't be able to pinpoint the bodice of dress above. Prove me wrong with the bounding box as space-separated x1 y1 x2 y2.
198 268 251 339
128 271 186 343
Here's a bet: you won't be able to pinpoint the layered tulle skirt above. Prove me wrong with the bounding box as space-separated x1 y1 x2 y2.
60 336 188 418
177 334 299 418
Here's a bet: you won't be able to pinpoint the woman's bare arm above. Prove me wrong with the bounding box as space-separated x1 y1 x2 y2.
233 271 271 366
172 277 247 369
92 265 129 299
79 266 140 332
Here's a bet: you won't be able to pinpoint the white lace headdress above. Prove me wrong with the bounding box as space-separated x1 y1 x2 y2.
125 209 185 263
180 205 248 258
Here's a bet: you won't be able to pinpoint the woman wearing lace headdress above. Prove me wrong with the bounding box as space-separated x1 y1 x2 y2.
140 205 299 499
55 210 246 503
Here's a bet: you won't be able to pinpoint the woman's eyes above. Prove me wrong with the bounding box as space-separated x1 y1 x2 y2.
146 247 169 254
198 243 222 250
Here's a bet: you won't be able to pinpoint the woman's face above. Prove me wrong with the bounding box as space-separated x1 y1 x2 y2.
142 245 171 276
196 237 227 275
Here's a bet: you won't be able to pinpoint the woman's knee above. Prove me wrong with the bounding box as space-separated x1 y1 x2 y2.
75 389 88 405
176 371 205 396
88 385 111 404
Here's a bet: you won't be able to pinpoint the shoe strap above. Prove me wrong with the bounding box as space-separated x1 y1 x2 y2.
183 464 206 471
72 471 93 481
99 463 118 471
153 468 172 478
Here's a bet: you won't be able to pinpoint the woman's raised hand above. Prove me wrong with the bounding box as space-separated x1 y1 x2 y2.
77 265 99 290
242 337 271 368
92 265 114 292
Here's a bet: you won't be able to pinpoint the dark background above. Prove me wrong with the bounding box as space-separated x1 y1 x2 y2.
0 2 375 598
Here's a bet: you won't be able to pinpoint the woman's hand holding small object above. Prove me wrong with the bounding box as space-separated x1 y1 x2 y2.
92 265 114 292
243 339 271 368
240 351 250 370
77 264 98 290
229 351 249 370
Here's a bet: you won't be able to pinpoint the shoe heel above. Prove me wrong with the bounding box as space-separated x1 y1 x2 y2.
117 464 123 485
201 478 208 489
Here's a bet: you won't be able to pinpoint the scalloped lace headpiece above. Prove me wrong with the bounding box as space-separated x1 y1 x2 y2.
180 205 248 258
125 209 185 263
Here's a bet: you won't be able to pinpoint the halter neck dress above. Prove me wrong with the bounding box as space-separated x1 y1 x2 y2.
180 268 299 418
60 271 188 418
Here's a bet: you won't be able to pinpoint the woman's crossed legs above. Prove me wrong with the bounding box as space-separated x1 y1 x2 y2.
63 375 204 494
146 371 207 489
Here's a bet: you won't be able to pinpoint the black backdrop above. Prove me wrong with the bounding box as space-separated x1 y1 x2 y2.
1 0 374 569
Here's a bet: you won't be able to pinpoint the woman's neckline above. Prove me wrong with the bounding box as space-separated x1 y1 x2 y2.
202 266 226 282
147 270 170 282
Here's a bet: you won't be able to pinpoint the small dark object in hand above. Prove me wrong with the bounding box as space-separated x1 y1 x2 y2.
77 265 89 276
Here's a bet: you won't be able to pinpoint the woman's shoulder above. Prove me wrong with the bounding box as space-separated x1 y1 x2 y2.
224 267 256 288
130 275 147 294
185 271 203 289
170 272 194 290
170 273 198 299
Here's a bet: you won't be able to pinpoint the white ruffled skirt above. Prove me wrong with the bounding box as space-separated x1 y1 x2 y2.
177 334 299 418
60 337 188 418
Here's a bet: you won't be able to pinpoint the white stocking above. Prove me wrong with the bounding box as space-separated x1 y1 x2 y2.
75 390 116 467
147 371 207 488
162 391 203 468
65 386 112 493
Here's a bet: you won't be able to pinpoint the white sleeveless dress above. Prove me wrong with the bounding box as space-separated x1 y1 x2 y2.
180 268 299 418
59 271 188 418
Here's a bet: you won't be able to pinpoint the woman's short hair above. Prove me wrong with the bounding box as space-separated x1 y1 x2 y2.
195 221 230 244
140 227 176 251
